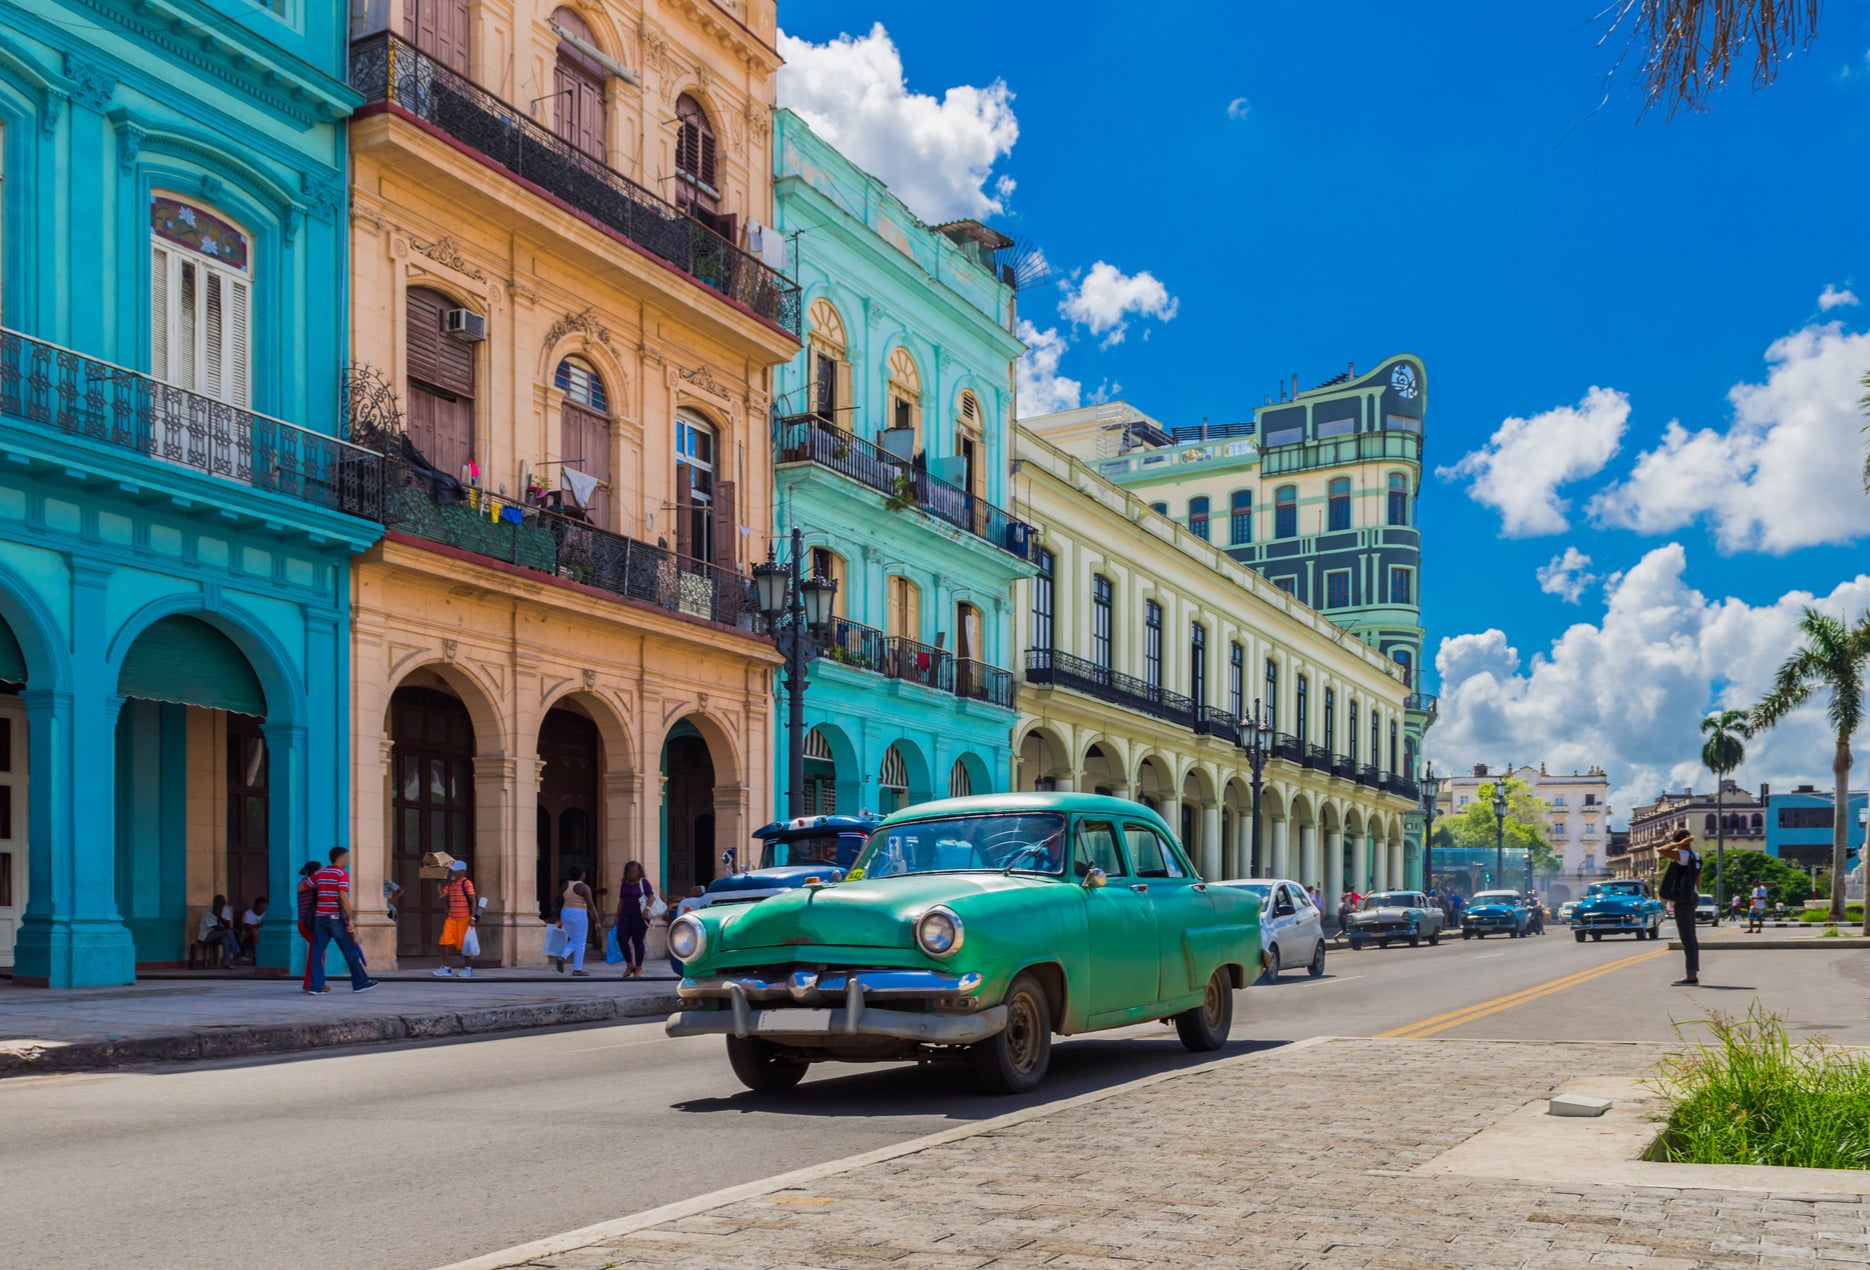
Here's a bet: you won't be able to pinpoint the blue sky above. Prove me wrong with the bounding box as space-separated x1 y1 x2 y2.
776 2 1870 819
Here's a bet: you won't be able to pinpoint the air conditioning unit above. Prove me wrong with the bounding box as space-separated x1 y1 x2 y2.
442 309 487 342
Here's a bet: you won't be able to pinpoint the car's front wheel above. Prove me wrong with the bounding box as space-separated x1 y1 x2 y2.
725 1036 810 1092
1308 939 1326 977
1591 932 1603 942
1264 944 1282 980
1462 930 1473 940
969 971 1053 1094
1175 967 1233 1052
1574 930 1586 943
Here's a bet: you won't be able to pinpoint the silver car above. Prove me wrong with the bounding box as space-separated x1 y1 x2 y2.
1219 878 1326 978
1347 890 1446 949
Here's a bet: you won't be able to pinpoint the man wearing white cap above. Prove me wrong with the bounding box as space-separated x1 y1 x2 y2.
435 858 477 978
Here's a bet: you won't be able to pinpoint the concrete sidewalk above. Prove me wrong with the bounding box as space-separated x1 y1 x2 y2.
461 1036 1870 1270
0 969 679 1077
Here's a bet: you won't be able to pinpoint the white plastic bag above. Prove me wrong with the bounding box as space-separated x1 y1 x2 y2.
460 925 481 958
543 925 569 958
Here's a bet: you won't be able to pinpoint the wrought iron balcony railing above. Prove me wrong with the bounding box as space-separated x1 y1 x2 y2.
1405 691 1439 719
1302 743 1334 773
885 635 950 692
1333 754 1360 781
819 618 891 676
0 328 382 520
1270 732 1303 763
776 414 1030 559
1194 707 1240 744
953 658 1014 709
1359 764 1381 788
349 33 800 338
1024 648 1195 727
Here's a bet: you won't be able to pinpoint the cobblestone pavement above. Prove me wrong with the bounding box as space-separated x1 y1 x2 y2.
500 1038 1870 1270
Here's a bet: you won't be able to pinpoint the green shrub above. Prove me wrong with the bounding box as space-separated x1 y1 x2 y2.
1799 906 1865 922
1652 1007 1870 1169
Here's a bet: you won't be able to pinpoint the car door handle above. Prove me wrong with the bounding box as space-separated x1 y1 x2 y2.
1191 883 1207 893
1130 883 1149 894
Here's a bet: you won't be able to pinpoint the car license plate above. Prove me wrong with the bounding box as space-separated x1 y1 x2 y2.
756 1009 835 1034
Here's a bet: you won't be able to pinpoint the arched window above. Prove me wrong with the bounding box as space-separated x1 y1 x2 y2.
1188 495 1210 541
804 726 836 814
879 744 910 814
1393 649 1412 688
675 409 723 563
1149 501 1168 516
555 356 610 527
806 298 849 425
885 347 921 450
956 391 984 505
1704 813 1716 832
404 0 470 74
151 195 252 408
948 758 973 799
1327 477 1351 531
551 8 607 158
1751 813 1762 831
675 93 720 217
1388 472 1409 526
1274 485 1297 539
1229 490 1252 544
808 546 846 619
404 285 476 481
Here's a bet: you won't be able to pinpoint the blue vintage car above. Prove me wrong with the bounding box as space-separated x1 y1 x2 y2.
1569 879 1666 942
1461 889 1532 939
694 814 878 912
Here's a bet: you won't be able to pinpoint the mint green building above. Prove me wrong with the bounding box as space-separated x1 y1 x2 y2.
769 109 1032 815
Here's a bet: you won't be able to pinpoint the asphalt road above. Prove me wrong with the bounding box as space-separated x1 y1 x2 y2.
3 923 1862 1269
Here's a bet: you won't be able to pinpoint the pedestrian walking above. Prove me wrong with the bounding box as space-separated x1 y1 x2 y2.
308 847 377 994
1659 827 1702 986
615 860 655 979
296 861 322 992
1747 882 1768 933
435 859 477 978
555 866 597 976
1336 890 1352 937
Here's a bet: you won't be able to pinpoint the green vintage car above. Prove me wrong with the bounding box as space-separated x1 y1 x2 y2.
665 793 1262 1093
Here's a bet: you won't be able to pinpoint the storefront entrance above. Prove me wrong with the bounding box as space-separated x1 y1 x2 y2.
390 686 475 958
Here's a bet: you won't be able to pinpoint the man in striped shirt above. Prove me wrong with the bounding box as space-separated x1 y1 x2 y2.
308 846 378 994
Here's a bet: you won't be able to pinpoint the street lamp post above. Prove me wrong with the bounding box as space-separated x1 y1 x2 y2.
1420 762 1443 896
1491 764 1510 889
1241 696 1275 877
753 526 839 819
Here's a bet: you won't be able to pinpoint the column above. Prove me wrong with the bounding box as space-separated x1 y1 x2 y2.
1298 821 1318 891
472 753 519 966
259 720 307 974
351 737 398 967
1351 830 1368 894
601 770 642 923
1199 800 1221 881
1371 831 1387 890
1391 840 1405 888
1324 828 1343 910
1271 816 1289 880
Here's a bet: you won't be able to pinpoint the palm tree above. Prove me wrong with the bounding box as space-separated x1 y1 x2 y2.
1699 709 1749 920
1611 0 1822 117
1750 609 1870 926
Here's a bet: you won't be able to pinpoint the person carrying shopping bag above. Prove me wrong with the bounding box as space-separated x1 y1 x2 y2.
555 866 597 976
435 859 477 978
614 860 658 979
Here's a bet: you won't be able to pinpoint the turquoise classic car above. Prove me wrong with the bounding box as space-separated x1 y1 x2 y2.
665 793 1263 1093
1570 879 1666 941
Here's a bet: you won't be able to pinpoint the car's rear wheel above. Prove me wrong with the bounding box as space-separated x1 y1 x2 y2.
1175 968 1233 1052
724 1036 810 1092
969 971 1052 1094
1428 930 1441 947
1308 939 1326 977
1265 944 1282 980
1462 930 1473 940
1574 930 1586 943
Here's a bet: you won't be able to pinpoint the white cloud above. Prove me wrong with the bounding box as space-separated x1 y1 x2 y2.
1820 284 1859 310
1587 321 1870 554
1016 320 1081 417
1429 544 1870 822
1536 547 1598 603
1226 97 1252 120
776 23 1019 223
1437 387 1630 536
1058 261 1179 348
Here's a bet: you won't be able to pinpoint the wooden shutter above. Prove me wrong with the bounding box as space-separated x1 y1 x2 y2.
438 0 470 74
405 287 474 477
150 244 169 381
835 360 852 422
561 401 610 528
711 479 735 569
698 128 717 189
674 462 693 558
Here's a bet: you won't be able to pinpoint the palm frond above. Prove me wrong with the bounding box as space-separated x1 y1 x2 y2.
1614 0 1823 117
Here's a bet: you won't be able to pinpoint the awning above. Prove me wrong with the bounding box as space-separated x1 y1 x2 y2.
118 615 266 717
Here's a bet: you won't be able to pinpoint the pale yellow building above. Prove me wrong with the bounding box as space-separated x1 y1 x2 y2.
344 1 796 965
1009 427 1420 899
1438 763 1613 901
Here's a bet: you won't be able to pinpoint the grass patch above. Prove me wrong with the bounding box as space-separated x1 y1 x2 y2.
1798 906 1865 922
1652 1007 1870 1169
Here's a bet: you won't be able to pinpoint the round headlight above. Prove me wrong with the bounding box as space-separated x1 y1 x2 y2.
915 906 964 957
668 913 707 963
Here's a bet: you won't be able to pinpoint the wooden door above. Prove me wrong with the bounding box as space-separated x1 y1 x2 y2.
390 688 475 958
404 0 470 73
559 401 611 527
537 709 600 922
224 716 269 917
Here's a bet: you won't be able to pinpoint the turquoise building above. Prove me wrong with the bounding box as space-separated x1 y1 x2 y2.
769 109 1031 816
0 2 375 985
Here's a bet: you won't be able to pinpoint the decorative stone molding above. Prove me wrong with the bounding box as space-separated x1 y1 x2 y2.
678 363 731 399
39 87 65 136
301 173 342 223
199 174 223 202
351 202 386 234
507 279 540 307
443 638 459 662
583 668 598 693
110 112 144 173
63 53 114 112
742 100 770 143
412 235 486 281
543 307 614 354
639 24 669 77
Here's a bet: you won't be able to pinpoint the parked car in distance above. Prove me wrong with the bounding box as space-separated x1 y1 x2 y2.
689 814 878 913
1570 879 1666 942
1462 890 1532 939
666 793 1263 1094
1695 893 1718 924
1346 890 1444 950
1556 900 1580 924
1218 878 1325 978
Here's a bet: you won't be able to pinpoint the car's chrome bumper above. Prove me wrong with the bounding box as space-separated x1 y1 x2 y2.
677 968 983 1005
666 1003 1007 1044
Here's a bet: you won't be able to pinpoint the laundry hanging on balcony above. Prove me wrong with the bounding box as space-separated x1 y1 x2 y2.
747 220 788 271
560 466 602 512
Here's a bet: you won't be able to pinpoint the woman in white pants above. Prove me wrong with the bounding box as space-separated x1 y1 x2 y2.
557 867 597 976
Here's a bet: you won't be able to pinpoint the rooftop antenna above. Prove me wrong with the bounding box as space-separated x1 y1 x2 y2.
999 234 1056 292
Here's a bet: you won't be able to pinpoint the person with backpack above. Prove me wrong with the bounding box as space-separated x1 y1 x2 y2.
1660 827 1702 986
435 859 477 979
296 861 323 993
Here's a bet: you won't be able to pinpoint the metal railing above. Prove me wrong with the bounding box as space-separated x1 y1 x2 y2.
1024 647 1195 727
885 635 950 692
953 658 1014 709
1405 692 1439 718
349 32 800 338
0 327 382 519
1333 754 1360 781
382 454 756 630
1259 428 1420 477
819 618 890 676
1359 764 1381 788
1303 743 1334 773
776 413 1029 559
1194 707 1241 744
1271 732 1303 763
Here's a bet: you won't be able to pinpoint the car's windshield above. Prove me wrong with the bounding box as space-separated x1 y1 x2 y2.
760 833 852 868
854 813 1067 878
1473 892 1521 904
1588 882 1642 897
1361 892 1415 910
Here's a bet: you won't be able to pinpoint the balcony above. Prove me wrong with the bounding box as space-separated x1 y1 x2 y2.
0 328 382 520
1333 754 1360 781
1259 428 1420 477
382 450 755 630
1270 732 1304 764
1405 692 1439 721
819 618 891 676
1194 707 1241 744
1024 648 1195 728
1359 764 1381 788
1385 774 1421 802
814 621 1011 707
349 33 800 339
953 658 1014 709
776 414 1030 559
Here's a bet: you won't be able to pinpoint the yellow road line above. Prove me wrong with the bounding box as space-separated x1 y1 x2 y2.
1378 946 1671 1039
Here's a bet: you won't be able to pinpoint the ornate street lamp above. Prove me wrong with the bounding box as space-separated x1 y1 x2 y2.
1241 697 1275 876
1491 764 1511 889
1420 761 1443 896
754 526 839 819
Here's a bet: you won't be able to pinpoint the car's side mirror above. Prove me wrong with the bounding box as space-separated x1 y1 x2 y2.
1083 868 1108 890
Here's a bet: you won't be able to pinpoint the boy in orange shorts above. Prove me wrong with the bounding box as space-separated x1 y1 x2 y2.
435 859 477 978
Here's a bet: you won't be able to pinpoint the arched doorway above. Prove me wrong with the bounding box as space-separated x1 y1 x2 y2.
878 743 910 814
663 720 716 896
389 686 475 959
804 726 837 813
1082 742 1117 796
537 706 600 921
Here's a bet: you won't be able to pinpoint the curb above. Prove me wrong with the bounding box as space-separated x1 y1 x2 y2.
1667 937 1870 950
0 992 679 1078
438 1033 1340 1270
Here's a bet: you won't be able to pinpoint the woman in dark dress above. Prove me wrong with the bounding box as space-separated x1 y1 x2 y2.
615 860 655 979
